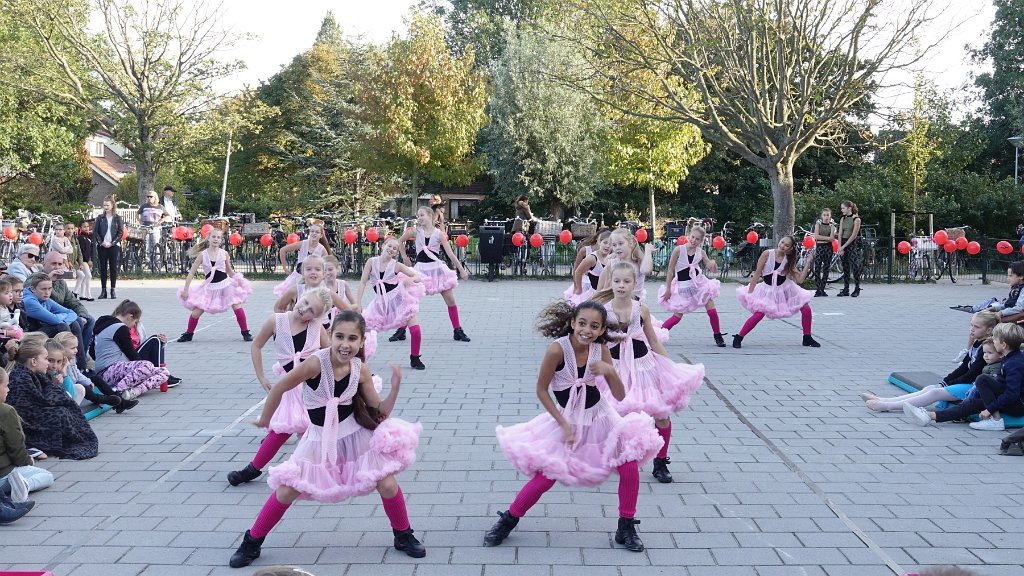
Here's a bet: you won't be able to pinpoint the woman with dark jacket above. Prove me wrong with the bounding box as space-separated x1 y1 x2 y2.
5 337 98 460
92 195 124 300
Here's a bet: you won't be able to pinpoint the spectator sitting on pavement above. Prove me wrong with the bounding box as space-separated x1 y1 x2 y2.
39 251 95 370
127 320 179 389
44 338 84 405
21 272 90 371
6 244 41 282
53 331 137 413
0 369 49 524
92 299 175 401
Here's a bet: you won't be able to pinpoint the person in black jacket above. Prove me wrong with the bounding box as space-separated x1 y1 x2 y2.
92 195 124 300
860 310 1000 411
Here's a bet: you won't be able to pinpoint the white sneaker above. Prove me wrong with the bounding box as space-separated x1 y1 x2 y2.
969 418 1005 431
953 348 968 363
903 403 932 426
858 392 878 401
121 388 138 401
8 470 29 503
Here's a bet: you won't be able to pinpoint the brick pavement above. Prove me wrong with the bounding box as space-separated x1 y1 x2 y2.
3 275 1022 576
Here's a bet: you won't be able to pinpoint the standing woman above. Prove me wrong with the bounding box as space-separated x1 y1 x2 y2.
389 206 470 343
92 195 123 300
810 208 836 297
836 200 862 297
68 222 94 301
274 224 331 298
430 194 446 231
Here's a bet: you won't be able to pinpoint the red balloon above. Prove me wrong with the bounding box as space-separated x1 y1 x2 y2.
943 240 956 253
832 239 840 252
511 232 525 247
966 241 981 255
185 227 195 240
260 233 273 247
711 235 725 250
343 229 357 245
933 229 948 245
455 234 469 248
28 232 43 245
676 236 688 246
897 241 911 255
121 227 129 241
286 233 300 245
635 229 648 243
200 224 213 239
955 236 968 250
746 231 759 244
229 232 243 247
802 236 815 250
365 227 380 243
170 226 180 241
529 233 543 248
3 227 15 240
558 230 572 244
997 240 1013 255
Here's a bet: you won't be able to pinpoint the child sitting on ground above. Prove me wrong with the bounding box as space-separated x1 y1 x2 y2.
988 260 1024 320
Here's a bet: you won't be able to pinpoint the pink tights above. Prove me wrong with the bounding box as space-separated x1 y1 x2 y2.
738 305 812 337
409 324 421 356
251 431 290 470
508 462 640 519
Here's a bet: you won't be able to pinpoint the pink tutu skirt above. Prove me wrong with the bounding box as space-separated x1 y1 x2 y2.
659 276 721 315
268 416 421 503
178 275 252 314
562 284 596 306
273 271 301 298
496 399 662 487
736 282 813 320
415 261 458 295
608 352 704 420
268 385 310 435
363 330 378 360
364 281 425 331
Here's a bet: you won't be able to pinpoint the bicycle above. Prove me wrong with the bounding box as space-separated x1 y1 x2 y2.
934 226 970 283
907 236 939 281
737 222 769 278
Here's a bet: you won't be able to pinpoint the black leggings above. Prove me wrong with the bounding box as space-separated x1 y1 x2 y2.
935 374 1024 423
840 238 862 289
136 336 163 366
97 245 120 290
811 243 833 292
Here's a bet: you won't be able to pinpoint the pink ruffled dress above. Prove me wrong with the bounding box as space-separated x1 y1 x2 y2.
177 249 252 314
274 239 326 297
736 249 814 320
268 313 322 435
363 257 425 332
605 257 668 342
267 350 421 503
658 246 721 314
310 279 377 359
495 337 663 487
563 247 605 306
413 227 458 295
604 301 704 420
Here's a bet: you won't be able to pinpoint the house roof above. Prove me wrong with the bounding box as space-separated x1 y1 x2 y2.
90 145 134 185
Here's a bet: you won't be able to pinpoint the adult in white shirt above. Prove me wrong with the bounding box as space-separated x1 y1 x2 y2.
161 186 179 223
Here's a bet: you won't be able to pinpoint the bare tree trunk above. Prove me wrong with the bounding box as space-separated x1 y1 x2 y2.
768 162 795 241
648 183 656 239
136 160 156 205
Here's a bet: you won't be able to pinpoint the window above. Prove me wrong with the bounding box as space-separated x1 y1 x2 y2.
449 199 478 221
90 141 105 157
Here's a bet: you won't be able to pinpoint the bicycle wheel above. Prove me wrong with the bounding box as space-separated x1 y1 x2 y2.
949 254 959 284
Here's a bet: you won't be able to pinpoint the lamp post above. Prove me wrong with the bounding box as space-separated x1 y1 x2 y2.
1010 136 1024 187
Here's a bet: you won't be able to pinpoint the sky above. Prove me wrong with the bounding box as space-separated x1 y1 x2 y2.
211 0 994 120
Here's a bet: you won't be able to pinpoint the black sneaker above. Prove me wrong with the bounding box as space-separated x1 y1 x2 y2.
166 376 182 388
410 355 426 370
389 328 406 342
651 457 673 483
176 332 193 343
241 330 253 342
713 333 726 348
732 335 743 349
228 530 264 568
803 335 821 348
393 528 427 558
837 289 850 297
453 328 471 342
483 510 519 546
614 517 644 552
851 287 861 298
227 463 262 486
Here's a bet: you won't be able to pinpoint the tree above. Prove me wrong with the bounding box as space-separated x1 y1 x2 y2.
556 0 941 235
483 28 609 210
4 0 246 203
971 0 1024 179
359 11 488 210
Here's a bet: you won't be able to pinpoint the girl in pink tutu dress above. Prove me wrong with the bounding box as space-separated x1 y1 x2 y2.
175 228 253 342
273 223 330 297
486 301 663 553
226 288 332 487
323 254 357 327
658 225 726 347
230 310 424 568
733 235 819 348
357 238 427 370
596 262 704 484
597 228 654 301
389 207 471 344
563 230 610 306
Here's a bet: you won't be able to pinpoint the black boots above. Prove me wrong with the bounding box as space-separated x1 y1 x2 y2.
241 330 253 342
389 328 407 342
713 333 727 347
227 463 262 486
614 517 645 552
453 328 471 342
114 398 139 414
814 289 827 297
652 457 673 483
176 332 193 343
393 528 427 558
803 335 821 348
732 334 744 349
483 510 520 546
229 530 264 568
110 288 116 299
98 289 108 300
410 355 426 370
837 287 850 297
851 287 861 297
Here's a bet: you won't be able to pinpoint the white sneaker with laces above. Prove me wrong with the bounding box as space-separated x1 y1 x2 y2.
121 388 138 401
903 403 932 426
969 418 1005 431
8 470 29 503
